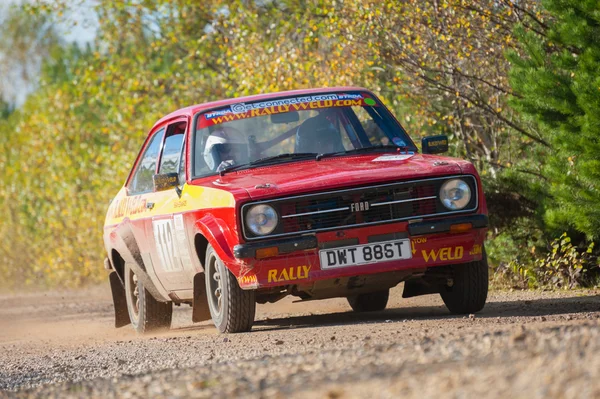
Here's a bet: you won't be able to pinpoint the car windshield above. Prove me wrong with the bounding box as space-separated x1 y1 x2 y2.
192 91 415 177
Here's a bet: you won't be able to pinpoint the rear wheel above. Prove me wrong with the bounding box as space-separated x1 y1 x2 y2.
205 244 256 333
440 248 489 314
347 289 389 312
124 264 172 333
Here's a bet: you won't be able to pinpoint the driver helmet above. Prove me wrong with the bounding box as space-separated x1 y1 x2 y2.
203 127 246 171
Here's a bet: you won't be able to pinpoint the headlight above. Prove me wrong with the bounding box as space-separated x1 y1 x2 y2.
245 204 278 236
439 179 471 210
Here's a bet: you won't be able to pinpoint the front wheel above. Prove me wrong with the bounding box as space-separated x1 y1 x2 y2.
124 264 172 333
440 248 489 314
205 244 256 333
347 289 389 312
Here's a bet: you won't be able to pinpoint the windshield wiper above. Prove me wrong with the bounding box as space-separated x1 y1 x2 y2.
219 153 318 176
250 152 319 165
316 145 405 161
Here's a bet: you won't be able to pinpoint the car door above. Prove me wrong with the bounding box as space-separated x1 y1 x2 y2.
125 126 168 293
144 118 195 292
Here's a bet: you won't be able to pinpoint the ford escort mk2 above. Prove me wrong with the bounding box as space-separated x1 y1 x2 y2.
103 87 489 333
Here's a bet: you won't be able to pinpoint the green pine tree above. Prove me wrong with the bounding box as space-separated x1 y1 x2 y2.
508 0 600 239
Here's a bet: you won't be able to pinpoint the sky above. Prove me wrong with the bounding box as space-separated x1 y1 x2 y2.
1 0 98 105
2 0 98 44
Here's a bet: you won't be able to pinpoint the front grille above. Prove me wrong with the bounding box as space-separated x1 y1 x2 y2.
242 175 478 240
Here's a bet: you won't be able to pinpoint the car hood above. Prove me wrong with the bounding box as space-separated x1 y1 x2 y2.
206 153 465 201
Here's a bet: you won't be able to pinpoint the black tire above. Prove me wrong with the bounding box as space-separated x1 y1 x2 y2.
347 289 389 312
440 248 489 314
205 244 256 333
124 264 172 333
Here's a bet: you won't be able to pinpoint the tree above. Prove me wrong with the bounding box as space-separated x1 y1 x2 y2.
0 1 242 287
339 0 550 175
508 0 600 239
0 0 573 288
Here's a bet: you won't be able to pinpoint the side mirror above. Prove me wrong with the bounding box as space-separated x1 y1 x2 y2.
421 135 448 154
153 172 179 192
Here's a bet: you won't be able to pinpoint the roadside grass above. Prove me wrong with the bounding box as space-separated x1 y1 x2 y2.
487 233 599 291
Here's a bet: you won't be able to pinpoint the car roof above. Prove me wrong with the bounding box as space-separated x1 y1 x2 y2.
152 86 373 129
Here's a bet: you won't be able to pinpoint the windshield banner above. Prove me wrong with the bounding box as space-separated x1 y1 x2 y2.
198 92 378 128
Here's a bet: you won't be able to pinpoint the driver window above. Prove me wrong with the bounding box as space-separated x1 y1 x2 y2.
159 122 186 176
129 128 165 195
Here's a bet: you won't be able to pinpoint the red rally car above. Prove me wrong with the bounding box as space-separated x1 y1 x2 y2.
103 87 489 333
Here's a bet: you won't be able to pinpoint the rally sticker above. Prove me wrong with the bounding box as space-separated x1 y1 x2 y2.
372 154 415 162
198 93 378 128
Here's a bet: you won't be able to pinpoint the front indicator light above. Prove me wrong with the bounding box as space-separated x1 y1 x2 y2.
256 247 279 259
450 223 473 233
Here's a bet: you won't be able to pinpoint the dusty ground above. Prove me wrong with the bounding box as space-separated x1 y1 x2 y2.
0 285 599 398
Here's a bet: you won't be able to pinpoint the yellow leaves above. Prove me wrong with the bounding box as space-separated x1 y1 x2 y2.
0 0 539 289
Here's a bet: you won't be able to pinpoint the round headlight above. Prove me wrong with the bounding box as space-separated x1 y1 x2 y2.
245 204 278 236
439 179 472 210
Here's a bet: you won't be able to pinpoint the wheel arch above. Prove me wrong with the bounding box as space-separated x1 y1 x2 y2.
193 215 237 271
110 221 169 302
190 217 240 323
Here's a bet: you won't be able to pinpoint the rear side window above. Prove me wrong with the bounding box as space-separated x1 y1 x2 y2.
129 128 165 195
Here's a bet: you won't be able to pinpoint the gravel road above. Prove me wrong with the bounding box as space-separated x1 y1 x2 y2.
0 285 599 398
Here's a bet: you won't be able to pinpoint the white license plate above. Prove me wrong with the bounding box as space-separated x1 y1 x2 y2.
319 239 412 269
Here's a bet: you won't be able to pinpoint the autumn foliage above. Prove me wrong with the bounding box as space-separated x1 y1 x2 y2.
0 0 597 288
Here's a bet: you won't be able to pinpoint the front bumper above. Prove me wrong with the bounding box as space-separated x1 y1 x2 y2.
234 235 318 259
232 214 488 289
